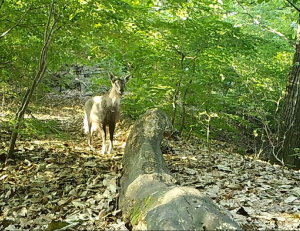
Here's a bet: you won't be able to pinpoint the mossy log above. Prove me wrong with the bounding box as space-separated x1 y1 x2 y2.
119 108 242 230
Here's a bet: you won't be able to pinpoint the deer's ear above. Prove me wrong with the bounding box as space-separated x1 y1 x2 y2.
124 74 132 83
108 72 116 82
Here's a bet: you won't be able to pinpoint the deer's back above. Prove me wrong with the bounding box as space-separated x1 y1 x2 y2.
85 95 120 126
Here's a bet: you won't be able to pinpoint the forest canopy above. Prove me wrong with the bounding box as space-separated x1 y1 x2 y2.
2 0 300 230
0 0 298 165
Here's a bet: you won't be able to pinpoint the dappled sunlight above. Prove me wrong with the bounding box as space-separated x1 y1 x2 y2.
1 94 300 230
160 187 200 205
163 139 300 230
2 0 299 229
24 113 71 121
1 95 128 229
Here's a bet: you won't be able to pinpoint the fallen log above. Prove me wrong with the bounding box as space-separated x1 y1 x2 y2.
119 108 242 230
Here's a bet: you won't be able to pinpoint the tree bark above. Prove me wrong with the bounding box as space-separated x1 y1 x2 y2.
7 0 59 159
119 108 242 230
178 55 198 136
179 79 192 136
273 15 300 169
0 4 31 39
171 52 185 126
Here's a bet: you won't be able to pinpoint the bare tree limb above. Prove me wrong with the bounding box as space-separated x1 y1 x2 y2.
43 1 54 44
179 51 200 136
0 0 4 11
235 0 295 49
286 0 300 13
0 4 32 39
0 60 13 68
7 0 59 159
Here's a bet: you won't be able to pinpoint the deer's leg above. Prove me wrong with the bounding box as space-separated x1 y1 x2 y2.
108 123 115 154
88 130 92 146
84 114 92 146
90 122 99 147
88 122 93 146
100 124 106 154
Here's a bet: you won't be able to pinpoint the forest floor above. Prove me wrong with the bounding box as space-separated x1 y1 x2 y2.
1 92 300 230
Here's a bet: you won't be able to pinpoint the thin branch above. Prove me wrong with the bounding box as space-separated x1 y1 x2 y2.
43 1 63 48
0 60 13 67
0 0 4 11
286 0 300 13
0 4 31 39
37 0 60 86
236 0 295 49
44 0 54 44
244 12 295 48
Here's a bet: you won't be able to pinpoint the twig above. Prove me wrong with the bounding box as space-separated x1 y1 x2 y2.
101 209 122 219
285 0 300 13
0 4 32 39
0 0 4 11
235 0 295 48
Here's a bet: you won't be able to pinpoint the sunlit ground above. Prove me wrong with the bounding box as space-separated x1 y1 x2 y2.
0 93 300 230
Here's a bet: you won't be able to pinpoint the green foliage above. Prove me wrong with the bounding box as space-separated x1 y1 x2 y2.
1 0 297 146
292 148 300 159
20 118 70 140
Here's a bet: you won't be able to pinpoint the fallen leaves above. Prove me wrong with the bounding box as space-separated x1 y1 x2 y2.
1 94 300 230
0 102 124 230
164 139 300 230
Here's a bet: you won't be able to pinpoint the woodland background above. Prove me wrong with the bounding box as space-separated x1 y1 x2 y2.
0 0 298 161
1 0 300 230
1 0 296 151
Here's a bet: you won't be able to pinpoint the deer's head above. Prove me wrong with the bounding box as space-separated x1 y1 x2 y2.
109 72 131 95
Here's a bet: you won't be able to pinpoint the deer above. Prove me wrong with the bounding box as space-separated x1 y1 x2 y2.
84 72 131 154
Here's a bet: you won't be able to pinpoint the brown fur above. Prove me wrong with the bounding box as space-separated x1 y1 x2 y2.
84 72 131 154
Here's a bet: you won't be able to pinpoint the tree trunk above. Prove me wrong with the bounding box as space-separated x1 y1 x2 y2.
178 56 198 137
179 79 192 136
119 108 242 230
7 0 59 159
273 15 300 169
171 52 185 126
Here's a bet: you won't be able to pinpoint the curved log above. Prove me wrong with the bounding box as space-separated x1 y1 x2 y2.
119 108 242 230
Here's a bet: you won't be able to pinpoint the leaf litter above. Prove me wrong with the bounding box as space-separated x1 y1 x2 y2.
165 141 300 230
0 93 300 230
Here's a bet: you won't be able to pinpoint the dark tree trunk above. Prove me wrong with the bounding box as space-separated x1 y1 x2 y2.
273 16 300 169
171 51 185 126
119 108 242 230
179 79 192 135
